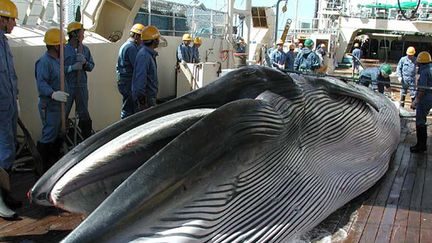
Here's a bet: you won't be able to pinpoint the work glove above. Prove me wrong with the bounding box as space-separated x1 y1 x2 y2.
51 91 69 103
398 77 402 83
67 62 83 73
76 53 87 65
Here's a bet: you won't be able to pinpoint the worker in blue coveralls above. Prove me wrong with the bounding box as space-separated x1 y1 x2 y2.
177 33 192 64
285 43 296 70
64 21 95 140
132 26 160 112
35 28 69 172
359 64 392 94
352 43 362 76
270 39 287 69
397 46 417 108
410 51 432 153
116 23 145 119
294 38 321 72
0 0 22 219
191 37 202 63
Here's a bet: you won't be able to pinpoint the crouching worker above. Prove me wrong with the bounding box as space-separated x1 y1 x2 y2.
35 28 69 172
359 64 392 94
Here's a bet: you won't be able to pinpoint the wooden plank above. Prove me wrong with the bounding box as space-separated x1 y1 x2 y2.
420 140 432 243
375 205 397 243
344 143 407 243
0 172 82 242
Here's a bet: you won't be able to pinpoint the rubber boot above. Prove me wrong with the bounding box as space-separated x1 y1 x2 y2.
37 142 53 172
0 168 17 219
410 125 427 153
79 119 93 140
400 95 406 108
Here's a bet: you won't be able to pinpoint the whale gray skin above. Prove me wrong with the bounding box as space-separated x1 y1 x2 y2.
61 70 399 242
29 66 302 209
29 67 302 209
48 109 214 214
29 66 379 212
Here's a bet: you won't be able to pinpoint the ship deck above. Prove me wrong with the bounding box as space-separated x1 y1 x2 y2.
0 115 430 242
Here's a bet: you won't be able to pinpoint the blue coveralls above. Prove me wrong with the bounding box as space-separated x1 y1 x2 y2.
177 43 192 63
132 45 158 111
359 67 390 93
397 55 417 99
191 45 200 63
35 53 65 143
0 30 18 170
236 44 246 53
294 48 321 72
270 49 287 68
416 63 432 126
285 50 296 70
352 48 362 71
64 43 95 121
116 40 139 119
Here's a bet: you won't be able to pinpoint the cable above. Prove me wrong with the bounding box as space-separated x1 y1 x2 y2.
397 0 421 20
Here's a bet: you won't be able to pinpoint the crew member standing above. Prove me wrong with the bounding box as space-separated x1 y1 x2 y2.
352 43 362 76
0 0 21 219
270 39 286 69
294 38 321 72
64 21 95 140
35 28 69 172
191 37 202 63
410 51 432 153
132 26 161 112
116 23 145 119
397 46 417 107
177 33 192 64
285 43 296 70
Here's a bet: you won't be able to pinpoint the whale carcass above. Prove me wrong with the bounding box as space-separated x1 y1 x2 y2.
29 66 400 242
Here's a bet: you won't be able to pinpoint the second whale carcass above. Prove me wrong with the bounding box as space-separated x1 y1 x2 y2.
32 66 400 242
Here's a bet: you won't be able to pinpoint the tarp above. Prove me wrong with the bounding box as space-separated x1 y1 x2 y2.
361 1 431 9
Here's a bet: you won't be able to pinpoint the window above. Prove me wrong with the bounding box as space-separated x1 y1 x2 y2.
252 7 268 28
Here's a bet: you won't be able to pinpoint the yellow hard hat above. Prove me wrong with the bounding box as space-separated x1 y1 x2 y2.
321 43 326 48
67 21 84 33
0 0 18 19
130 23 145 35
141 25 161 41
406 46 416 55
354 43 359 48
193 37 202 45
182 33 192 41
44 28 66 46
276 39 284 45
416 51 432 64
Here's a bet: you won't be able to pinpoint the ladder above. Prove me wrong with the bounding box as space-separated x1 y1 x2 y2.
22 0 59 25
